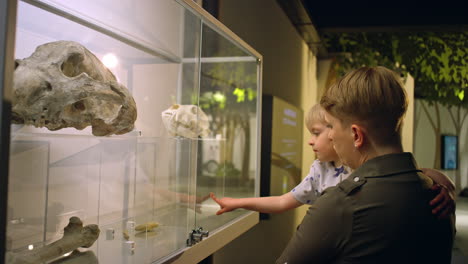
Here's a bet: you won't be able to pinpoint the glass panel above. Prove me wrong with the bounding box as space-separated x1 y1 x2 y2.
7 139 49 251
6 0 261 262
195 22 259 231
8 132 138 256
8 0 202 263
27 0 183 59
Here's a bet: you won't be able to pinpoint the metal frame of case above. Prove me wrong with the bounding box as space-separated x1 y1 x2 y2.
1 1 18 262
1 0 262 263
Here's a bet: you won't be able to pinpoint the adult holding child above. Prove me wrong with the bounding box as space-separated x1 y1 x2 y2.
276 66 455 264
210 104 453 217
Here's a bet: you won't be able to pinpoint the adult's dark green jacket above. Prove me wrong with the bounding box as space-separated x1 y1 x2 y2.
277 152 455 264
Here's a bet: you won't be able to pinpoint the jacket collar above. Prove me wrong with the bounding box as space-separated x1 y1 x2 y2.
351 152 421 178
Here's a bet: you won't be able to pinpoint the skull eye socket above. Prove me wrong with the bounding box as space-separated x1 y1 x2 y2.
73 101 86 111
61 52 85 78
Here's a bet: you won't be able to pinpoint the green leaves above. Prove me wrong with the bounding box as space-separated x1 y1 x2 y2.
323 31 467 108
457 90 464 101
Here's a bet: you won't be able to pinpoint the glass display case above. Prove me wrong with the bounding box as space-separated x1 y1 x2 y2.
1 0 262 263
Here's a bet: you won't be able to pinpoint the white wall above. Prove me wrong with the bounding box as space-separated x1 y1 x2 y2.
413 99 468 190
402 75 414 153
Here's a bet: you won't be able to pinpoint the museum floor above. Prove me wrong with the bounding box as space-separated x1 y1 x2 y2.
453 196 468 263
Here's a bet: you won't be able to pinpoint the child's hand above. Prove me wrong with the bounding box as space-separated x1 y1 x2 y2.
210 192 236 215
178 193 210 214
430 184 455 219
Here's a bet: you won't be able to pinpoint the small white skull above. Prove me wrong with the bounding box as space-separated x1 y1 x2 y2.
12 40 137 136
161 104 210 138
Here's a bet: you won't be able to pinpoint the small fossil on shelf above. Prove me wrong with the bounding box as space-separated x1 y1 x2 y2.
135 221 159 232
161 104 210 138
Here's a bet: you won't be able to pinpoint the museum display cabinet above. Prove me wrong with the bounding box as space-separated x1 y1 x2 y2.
0 0 262 263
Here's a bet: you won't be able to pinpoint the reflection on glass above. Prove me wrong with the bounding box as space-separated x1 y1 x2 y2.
194 23 259 230
6 0 260 263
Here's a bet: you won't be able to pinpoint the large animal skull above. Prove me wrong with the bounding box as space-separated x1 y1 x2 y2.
161 104 210 138
12 41 137 136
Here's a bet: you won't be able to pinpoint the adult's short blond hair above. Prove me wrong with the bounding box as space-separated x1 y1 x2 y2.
320 66 408 146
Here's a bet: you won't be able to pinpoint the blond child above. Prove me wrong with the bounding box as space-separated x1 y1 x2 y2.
211 104 454 216
210 104 347 214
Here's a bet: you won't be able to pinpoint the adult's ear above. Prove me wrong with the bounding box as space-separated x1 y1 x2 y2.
350 124 365 148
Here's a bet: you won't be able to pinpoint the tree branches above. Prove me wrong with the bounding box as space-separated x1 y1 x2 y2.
323 31 467 108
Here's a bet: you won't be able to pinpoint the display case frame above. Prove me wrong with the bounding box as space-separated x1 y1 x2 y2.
1 1 18 263
1 0 263 263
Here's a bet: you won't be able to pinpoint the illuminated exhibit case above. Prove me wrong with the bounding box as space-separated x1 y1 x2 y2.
0 0 262 263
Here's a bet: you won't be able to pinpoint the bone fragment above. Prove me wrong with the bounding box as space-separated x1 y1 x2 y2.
8 216 100 264
135 221 159 232
123 230 130 241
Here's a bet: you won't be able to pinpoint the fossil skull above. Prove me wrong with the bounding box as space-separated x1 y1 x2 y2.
161 104 210 138
12 40 137 136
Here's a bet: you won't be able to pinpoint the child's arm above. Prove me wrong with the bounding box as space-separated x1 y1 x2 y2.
210 192 302 215
421 168 455 218
421 168 455 194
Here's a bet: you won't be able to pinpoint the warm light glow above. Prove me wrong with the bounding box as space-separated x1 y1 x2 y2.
102 53 118 68
63 252 72 257
28 244 34 250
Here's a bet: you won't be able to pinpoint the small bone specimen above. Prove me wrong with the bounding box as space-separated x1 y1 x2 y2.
122 221 159 240
135 221 159 232
13 40 137 136
7 216 100 264
123 230 130 241
161 104 210 138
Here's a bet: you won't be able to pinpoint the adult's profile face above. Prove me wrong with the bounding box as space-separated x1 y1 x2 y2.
324 112 358 169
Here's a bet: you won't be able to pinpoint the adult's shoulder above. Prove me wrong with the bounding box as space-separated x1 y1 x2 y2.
313 185 350 211
299 185 354 251
312 177 364 218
